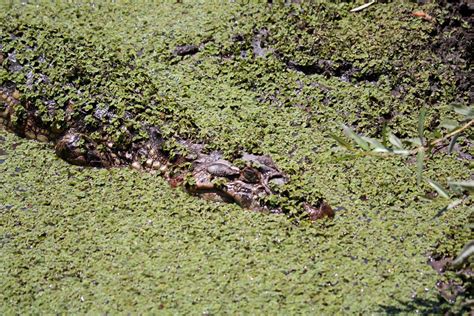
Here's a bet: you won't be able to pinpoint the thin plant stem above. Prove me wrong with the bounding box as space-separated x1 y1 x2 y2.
410 118 474 155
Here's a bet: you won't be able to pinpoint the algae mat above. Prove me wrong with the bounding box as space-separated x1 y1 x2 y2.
0 1 472 314
1 130 471 314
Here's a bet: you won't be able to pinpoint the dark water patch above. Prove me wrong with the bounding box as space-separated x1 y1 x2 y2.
286 59 381 84
173 44 199 56
0 147 7 164
379 297 448 314
431 0 473 103
425 253 473 311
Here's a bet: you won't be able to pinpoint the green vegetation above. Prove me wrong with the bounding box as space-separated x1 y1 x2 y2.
0 1 472 313
1 130 471 314
334 104 473 201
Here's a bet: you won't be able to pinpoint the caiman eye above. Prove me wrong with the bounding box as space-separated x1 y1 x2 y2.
241 166 260 183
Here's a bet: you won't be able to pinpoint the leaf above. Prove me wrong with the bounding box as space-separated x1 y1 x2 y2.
406 137 423 147
446 198 464 210
448 180 474 192
342 125 370 151
388 133 404 149
417 108 427 143
439 119 459 131
452 240 474 267
392 149 410 156
448 133 460 154
426 179 450 199
361 136 389 152
453 104 474 118
330 133 353 150
372 147 391 153
416 150 424 186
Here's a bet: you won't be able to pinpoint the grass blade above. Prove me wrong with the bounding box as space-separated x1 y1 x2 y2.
432 198 464 218
426 179 450 199
416 150 424 186
342 125 370 151
448 134 460 154
418 108 427 144
381 124 389 147
350 0 376 12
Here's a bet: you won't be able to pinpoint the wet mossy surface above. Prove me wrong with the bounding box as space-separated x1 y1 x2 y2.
0 1 472 313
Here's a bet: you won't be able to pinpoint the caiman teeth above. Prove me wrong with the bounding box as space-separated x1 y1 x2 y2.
145 158 154 168
131 161 142 170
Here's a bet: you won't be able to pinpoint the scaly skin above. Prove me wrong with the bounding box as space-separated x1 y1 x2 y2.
0 84 333 220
